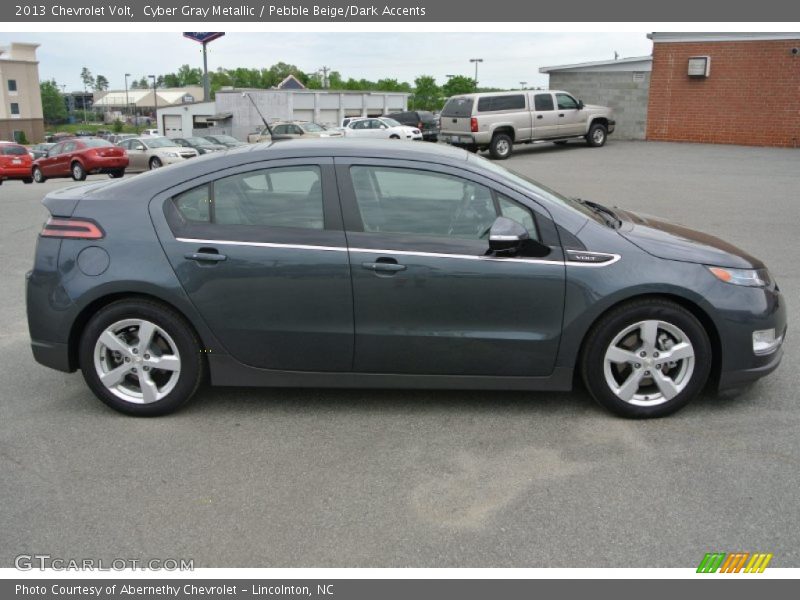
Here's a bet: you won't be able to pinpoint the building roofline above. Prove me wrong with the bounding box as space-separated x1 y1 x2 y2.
648 32 800 43
216 87 411 97
539 55 652 73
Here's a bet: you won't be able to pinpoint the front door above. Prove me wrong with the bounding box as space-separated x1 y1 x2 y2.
555 93 584 136
336 159 566 377
151 158 354 372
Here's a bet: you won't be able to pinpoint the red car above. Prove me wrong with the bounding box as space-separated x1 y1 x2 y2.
0 141 33 185
32 138 128 183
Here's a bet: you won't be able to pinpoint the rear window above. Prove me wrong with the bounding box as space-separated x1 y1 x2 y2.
477 95 526 112
0 144 27 156
441 97 475 118
83 139 113 148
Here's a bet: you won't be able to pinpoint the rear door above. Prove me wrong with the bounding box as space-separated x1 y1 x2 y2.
335 158 566 377
555 93 584 136
151 158 354 372
532 93 560 139
476 94 531 141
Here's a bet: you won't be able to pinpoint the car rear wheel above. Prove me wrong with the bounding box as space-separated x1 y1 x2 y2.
108 169 125 179
389 134 400 139
71 161 87 181
149 157 162 170
489 133 513 160
581 299 711 418
79 299 205 416
33 167 46 183
586 123 608 147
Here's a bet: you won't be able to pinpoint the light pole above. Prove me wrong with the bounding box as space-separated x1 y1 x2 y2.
124 73 130 121
149 75 157 132
469 58 483 89
520 81 527 89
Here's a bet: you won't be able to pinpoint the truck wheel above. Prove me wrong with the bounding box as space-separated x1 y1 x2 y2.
586 123 608 147
489 133 513 160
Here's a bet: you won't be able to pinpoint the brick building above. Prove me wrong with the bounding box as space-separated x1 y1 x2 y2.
646 32 800 147
0 42 44 143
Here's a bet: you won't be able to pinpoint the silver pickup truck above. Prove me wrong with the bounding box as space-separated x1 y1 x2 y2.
439 90 615 159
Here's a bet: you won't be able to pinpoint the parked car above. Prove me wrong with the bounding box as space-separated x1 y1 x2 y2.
26 140 785 418
32 138 128 182
29 143 55 160
117 136 198 171
247 121 344 143
387 110 439 142
343 117 422 140
107 134 137 145
203 134 246 148
171 137 227 155
0 141 33 185
439 90 615 159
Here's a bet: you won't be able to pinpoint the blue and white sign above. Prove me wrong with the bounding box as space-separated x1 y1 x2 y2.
183 32 225 44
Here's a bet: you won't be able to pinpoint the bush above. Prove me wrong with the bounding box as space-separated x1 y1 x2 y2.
15 131 29 145
112 119 124 133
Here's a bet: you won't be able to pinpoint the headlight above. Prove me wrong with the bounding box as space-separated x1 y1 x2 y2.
707 266 771 287
163 152 179 158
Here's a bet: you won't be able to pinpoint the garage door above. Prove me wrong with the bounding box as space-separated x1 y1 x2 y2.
163 115 183 138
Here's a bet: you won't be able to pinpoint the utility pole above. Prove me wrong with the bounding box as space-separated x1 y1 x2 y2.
319 66 331 89
470 58 483 89
520 81 527 89
149 75 157 132
124 73 131 120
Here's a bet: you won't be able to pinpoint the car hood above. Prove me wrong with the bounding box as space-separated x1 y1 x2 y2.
616 209 763 269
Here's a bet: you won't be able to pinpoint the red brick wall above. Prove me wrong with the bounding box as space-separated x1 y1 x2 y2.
646 40 800 147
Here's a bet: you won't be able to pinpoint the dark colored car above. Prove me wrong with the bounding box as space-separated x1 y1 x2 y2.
30 142 55 160
172 137 227 155
387 110 439 141
26 140 786 417
0 142 33 185
203 134 245 148
32 138 128 182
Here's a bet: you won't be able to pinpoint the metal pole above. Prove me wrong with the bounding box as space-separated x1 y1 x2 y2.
202 42 210 101
124 73 130 119
149 75 157 131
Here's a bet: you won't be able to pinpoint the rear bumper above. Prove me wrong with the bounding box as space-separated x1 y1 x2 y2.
86 157 128 173
1 166 32 178
30 339 73 372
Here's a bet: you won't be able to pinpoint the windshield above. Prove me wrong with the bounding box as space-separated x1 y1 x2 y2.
143 137 176 149
381 118 402 127
303 123 326 132
212 135 239 144
83 139 113 148
441 96 474 118
471 154 602 221
187 137 214 146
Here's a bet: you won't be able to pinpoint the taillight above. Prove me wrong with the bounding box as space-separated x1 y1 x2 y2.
470 117 479 133
418 121 423 129
41 217 104 239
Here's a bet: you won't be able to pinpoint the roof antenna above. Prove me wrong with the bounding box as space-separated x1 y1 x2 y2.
242 92 274 137
614 51 620 60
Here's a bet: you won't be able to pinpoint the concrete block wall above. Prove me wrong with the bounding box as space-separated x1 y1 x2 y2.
647 39 800 147
549 71 650 140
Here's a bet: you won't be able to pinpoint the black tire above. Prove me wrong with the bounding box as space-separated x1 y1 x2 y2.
389 134 400 140
149 157 162 170
23 177 34 184
78 299 205 416
489 133 513 160
108 169 125 179
71 161 87 181
586 123 608 147
580 298 711 418
33 167 46 183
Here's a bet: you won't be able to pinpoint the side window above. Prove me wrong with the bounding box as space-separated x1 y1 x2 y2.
291 125 304 135
352 120 368 130
273 125 288 135
47 143 62 157
497 194 538 240
213 166 324 229
534 94 555 111
62 142 76 152
350 166 496 240
173 185 211 223
556 93 578 110
477 95 526 112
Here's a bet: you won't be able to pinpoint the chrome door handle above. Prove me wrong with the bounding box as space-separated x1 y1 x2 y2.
185 251 226 262
361 261 406 273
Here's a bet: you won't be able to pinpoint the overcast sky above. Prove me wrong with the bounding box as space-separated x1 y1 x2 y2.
19 32 653 91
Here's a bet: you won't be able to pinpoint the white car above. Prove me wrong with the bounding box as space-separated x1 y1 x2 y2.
343 117 422 141
141 129 160 137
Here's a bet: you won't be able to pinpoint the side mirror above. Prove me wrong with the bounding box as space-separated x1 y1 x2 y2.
488 216 530 253
577 100 585 110
380 124 388 129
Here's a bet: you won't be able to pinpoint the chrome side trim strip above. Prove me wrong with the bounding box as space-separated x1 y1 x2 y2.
176 237 620 267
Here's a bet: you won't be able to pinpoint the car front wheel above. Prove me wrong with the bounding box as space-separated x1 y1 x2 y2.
149 157 162 170
79 299 204 416
71 161 87 181
33 167 46 183
581 299 711 418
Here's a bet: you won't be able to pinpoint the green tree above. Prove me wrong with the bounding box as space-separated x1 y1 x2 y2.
80 67 95 90
94 74 109 91
412 75 441 111
442 75 476 97
112 118 124 133
40 80 67 124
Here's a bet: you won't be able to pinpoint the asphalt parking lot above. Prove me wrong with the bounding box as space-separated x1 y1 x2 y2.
1 140 798 568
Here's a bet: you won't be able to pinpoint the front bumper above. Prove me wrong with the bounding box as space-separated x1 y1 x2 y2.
607 119 616 135
719 343 784 389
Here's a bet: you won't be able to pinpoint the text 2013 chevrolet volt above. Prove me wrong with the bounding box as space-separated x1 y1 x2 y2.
26 140 786 417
